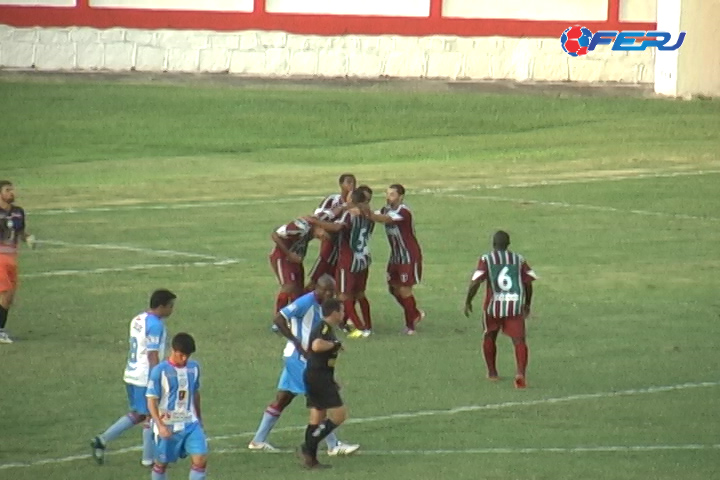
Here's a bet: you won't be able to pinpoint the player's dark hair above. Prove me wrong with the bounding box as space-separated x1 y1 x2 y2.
338 173 356 184
150 289 177 309
389 184 405 195
357 184 373 196
493 230 511 249
322 298 343 317
0 180 12 190
350 189 367 204
172 332 196 355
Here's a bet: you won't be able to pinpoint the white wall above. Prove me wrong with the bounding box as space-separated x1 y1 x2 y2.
655 0 720 97
266 0 430 17
619 0 657 22
0 0 74 5
90 0 253 11
0 24 655 83
443 0 609 21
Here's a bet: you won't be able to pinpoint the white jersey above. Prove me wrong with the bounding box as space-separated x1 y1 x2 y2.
123 312 167 387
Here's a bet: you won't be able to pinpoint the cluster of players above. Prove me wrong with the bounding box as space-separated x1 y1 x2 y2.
268 174 425 337
1 177 538 477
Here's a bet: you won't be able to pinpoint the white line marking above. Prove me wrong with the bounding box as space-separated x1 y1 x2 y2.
31 196 323 216
20 259 241 278
438 193 720 222
1 380 716 470
37 240 225 260
28 169 720 216
214 444 720 456
21 239 243 278
417 169 720 194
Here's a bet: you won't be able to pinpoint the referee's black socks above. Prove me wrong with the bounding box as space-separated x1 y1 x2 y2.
0 305 8 329
305 419 338 458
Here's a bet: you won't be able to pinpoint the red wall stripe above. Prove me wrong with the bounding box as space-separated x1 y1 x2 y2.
0 3 655 37
429 0 442 20
608 0 621 23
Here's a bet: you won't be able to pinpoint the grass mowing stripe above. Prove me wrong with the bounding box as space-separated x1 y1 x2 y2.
1 380 715 471
27 169 720 216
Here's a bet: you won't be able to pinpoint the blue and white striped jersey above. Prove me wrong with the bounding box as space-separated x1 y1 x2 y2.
279 292 323 361
146 359 201 432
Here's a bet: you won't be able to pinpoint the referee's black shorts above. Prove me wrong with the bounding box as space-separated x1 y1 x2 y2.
304 370 343 410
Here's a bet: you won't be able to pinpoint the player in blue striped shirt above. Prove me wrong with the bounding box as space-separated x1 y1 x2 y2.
248 274 359 455
146 332 207 480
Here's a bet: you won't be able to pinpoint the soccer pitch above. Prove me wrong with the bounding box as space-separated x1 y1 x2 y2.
0 75 719 480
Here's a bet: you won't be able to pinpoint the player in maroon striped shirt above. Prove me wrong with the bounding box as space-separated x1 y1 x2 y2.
308 189 373 336
269 217 328 313
305 174 356 293
464 231 537 388
366 184 424 335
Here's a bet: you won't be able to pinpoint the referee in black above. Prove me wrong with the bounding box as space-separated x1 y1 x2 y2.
299 298 348 469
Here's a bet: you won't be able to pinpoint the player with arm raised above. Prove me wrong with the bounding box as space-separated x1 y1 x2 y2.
146 333 207 480
91 289 176 466
305 174 356 292
464 231 537 388
0 180 36 344
307 189 373 338
365 184 424 335
249 275 359 455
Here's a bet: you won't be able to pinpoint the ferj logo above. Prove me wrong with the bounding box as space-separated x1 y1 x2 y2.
560 25 686 57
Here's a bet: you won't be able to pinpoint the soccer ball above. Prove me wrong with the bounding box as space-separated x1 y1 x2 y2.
560 25 593 57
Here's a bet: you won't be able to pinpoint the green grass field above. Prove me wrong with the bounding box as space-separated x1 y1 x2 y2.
0 75 719 480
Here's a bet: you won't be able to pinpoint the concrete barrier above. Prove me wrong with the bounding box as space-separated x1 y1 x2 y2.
0 25 655 83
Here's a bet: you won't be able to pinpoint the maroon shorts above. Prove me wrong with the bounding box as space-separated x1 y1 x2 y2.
483 314 525 338
386 262 422 287
335 267 368 295
270 254 304 289
308 256 337 285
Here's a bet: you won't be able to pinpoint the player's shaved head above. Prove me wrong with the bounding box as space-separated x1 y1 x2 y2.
317 274 335 289
314 274 336 302
493 230 511 249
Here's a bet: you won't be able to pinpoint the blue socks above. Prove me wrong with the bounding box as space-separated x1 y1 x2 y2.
100 414 138 444
142 423 154 464
189 466 207 480
151 465 167 480
251 409 281 444
325 432 339 449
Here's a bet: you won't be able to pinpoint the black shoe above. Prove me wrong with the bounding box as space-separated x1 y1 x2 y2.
90 437 106 465
298 444 314 468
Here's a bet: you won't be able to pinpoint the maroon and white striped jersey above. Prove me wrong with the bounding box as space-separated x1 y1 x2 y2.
270 218 314 259
380 204 422 265
314 193 345 264
314 194 344 222
472 250 537 318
